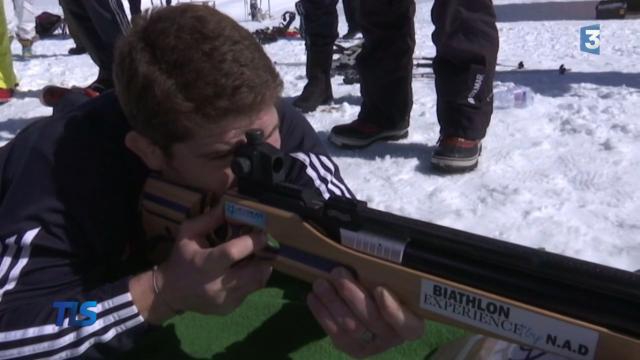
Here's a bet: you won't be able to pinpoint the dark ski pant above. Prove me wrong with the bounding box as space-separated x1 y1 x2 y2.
343 0 360 33
129 0 142 17
297 0 361 45
297 0 339 48
58 0 130 88
357 0 498 140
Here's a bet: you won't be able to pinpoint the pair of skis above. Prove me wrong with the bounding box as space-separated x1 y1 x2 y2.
276 40 571 84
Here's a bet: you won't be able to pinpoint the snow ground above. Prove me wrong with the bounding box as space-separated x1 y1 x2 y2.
1 0 639 272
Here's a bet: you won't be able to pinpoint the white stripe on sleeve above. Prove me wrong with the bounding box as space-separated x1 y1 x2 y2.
0 293 133 343
311 154 352 198
0 303 143 359
36 316 145 360
307 154 345 197
290 153 331 199
0 235 19 288
317 155 352 198
0 228 40 303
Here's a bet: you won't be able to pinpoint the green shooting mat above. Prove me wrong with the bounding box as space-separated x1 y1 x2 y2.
123 272 466 359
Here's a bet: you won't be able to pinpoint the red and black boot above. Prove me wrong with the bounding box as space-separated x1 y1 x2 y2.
430 136 482 172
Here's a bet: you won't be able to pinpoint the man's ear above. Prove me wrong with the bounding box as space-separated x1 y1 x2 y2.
125 131 166 171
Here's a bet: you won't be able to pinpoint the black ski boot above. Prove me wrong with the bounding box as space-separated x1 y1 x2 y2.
293 46 333 113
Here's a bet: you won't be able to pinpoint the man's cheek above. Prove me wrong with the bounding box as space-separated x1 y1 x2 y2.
204 170 233 195
224 167 236 185
268 135 282 149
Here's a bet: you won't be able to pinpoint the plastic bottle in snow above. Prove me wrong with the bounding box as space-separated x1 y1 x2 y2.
492 85 534 109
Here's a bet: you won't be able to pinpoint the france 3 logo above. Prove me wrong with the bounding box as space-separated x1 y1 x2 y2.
580 24 601 55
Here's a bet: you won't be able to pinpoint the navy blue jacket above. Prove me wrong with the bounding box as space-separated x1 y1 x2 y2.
0 91 353 359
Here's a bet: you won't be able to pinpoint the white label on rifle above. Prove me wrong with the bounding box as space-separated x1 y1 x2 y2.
420 280 599 360
339 229 407 264
224 202 267 229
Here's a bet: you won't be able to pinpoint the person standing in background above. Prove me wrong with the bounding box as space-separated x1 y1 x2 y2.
62 0 140 56
0 0 17 103
57 0 130 93
341 0 360 39
57 0 86 55
292 0 361 113
66 32 87 55
3 0 36 58
328 0 498 173
292 0 336 113
129 0 142 17
293 0 360 113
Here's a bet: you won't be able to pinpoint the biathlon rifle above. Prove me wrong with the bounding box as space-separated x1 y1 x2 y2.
141 130 640 360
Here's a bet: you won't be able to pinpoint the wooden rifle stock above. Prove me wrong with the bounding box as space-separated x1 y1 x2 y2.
140 175 640 360
141 129 639 359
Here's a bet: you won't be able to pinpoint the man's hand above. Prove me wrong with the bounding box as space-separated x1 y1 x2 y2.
131 205 273 323
307 267 424 358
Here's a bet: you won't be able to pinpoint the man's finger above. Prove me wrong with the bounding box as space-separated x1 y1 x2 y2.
178 204 225 243
220 258 273 292
196 231 268 272
374 286 425 341
329 267 395 337
308 292 378 359
226 264 272 306
307 292 342 337
312 278 367 334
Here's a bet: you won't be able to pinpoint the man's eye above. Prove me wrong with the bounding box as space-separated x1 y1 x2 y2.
265 124 280 140
207 153 233 161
